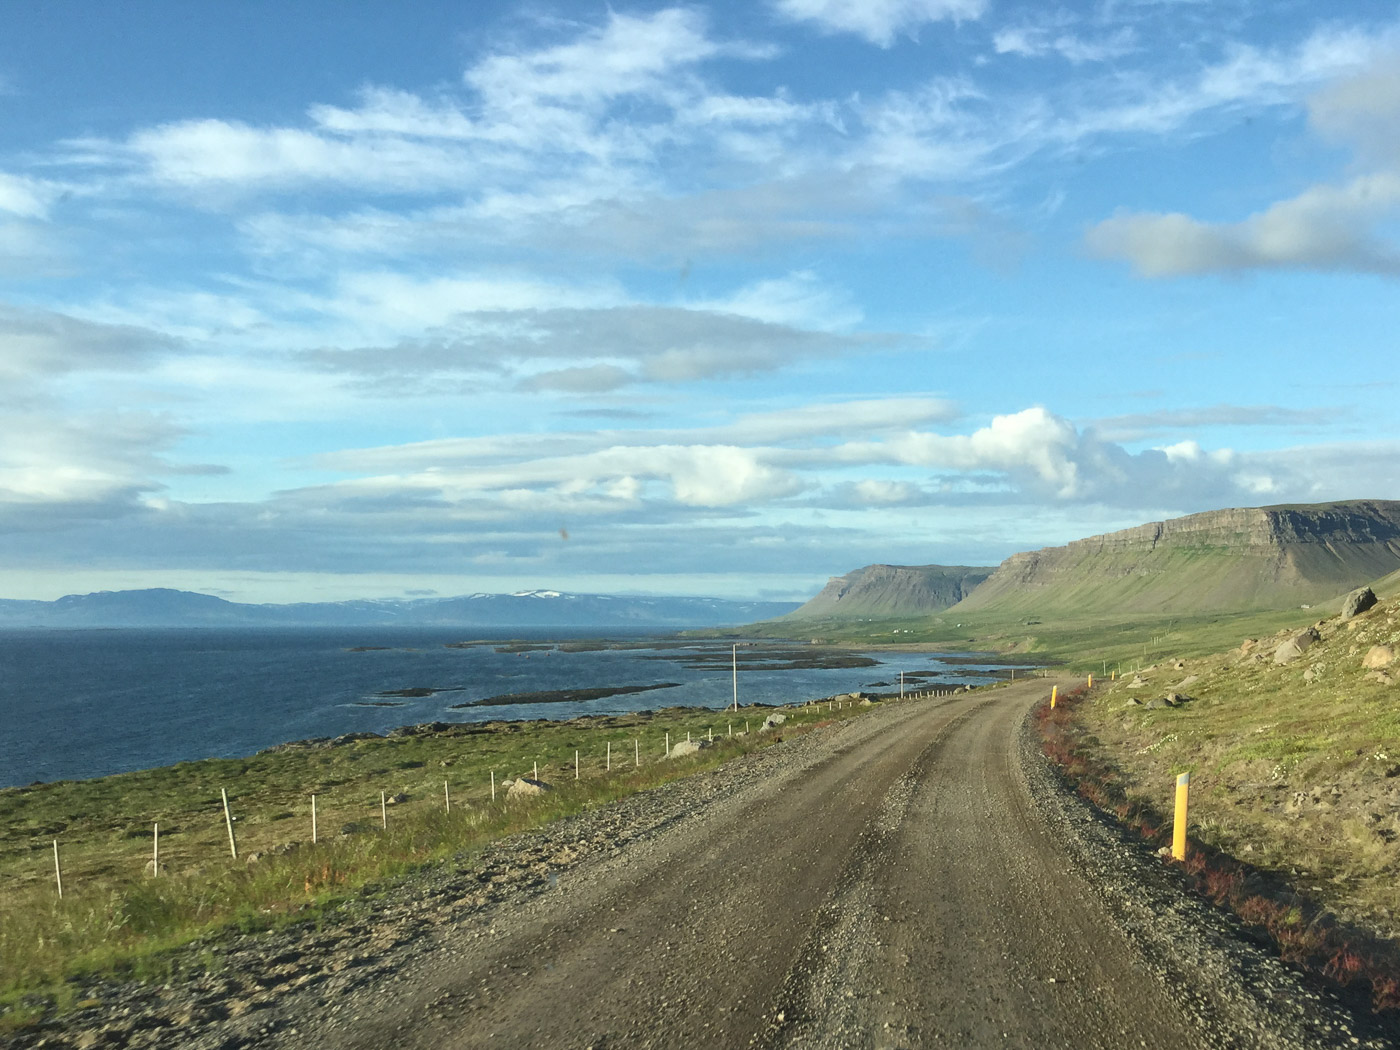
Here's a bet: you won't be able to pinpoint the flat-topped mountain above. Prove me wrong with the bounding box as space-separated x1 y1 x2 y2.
783 564 993 620
952 499 1400 617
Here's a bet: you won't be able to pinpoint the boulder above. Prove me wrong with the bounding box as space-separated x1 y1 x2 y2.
506 777 553 800
668 739 708 758
1341 586 1378 621
1174 675 1200 690
1274 627 1321 664
1363 645 1396 670
761 712 788 731
1145 698 1171 710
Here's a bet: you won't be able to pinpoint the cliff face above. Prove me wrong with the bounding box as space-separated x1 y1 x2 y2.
954 500 1400 617
784 564 994 620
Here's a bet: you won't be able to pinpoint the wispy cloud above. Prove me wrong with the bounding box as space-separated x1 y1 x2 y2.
770 0 988 47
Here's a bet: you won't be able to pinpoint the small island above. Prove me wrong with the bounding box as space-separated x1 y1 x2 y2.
451 682 682 707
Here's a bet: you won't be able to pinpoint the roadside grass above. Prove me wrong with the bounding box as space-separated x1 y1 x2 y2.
1037 596 1400 1013
0 700 872 1028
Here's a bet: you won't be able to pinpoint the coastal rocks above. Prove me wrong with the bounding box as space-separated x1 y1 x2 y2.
1274 627 1321 664
1363 645 1396 670
1341 586 1378 621
506 778 553 800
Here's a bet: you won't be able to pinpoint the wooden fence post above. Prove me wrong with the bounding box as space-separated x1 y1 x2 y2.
221 788 238 859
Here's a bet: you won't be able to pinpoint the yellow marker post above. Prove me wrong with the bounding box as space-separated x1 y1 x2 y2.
1087 673 1093 688
1172 772 1190 861
1050 685 1058 709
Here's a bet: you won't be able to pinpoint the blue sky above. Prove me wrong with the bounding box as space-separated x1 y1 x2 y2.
2 0 1398 603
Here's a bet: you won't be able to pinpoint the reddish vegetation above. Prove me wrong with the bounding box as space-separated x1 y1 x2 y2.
1036 688 1400 1013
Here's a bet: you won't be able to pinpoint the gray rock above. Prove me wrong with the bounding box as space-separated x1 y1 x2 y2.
1274 627 1321 664
667 739 708 758
506 777 553 800
1145 698 1171 710
761 712 787 731
1341 586 1378 621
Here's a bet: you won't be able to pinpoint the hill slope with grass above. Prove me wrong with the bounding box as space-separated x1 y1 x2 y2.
1070 582 1400 948
781 563 993 620
952 500 1400 619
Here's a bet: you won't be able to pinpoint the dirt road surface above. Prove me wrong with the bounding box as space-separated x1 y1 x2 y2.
234 679 1386 1050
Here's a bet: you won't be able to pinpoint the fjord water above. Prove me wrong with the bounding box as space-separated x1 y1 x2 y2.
0 628 1008 787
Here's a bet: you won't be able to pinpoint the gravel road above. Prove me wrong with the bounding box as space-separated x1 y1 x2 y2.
20 679 1397 1050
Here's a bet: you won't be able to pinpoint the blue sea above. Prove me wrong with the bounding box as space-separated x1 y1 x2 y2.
0 628 1014 787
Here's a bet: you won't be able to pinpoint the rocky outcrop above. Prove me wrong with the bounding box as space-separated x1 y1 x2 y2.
1342 586 1378 620
952 500 1400 618
784 564 993 620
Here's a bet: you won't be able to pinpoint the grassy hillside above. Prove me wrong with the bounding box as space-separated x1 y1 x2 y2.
955 500 1400 618
1071 589 1400 940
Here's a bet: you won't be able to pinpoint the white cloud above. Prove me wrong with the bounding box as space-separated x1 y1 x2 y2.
993 24 1137 64
308 87 476 139
772 0 987 47
464 8 729 113
1087 174 1400 276
1086 44 1400 277
0 172 61 218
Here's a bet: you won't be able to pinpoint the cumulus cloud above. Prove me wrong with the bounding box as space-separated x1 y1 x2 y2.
821 406 1265 506
771 0 987 47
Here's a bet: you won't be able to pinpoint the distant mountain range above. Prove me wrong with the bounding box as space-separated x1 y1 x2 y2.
0 588 801 630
